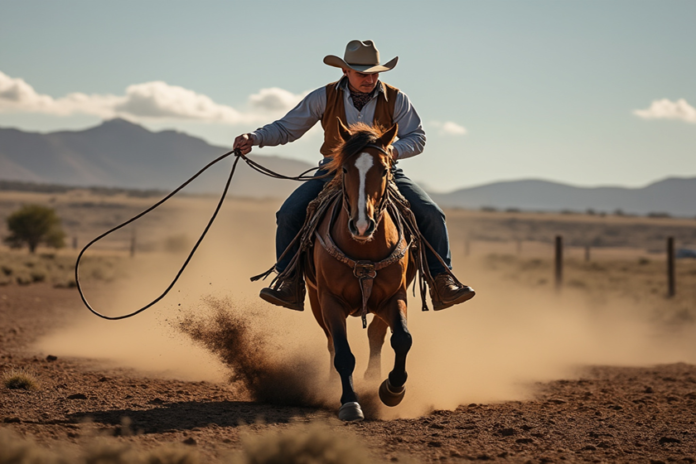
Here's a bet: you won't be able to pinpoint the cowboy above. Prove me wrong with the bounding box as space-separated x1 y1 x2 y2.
233 40 474 311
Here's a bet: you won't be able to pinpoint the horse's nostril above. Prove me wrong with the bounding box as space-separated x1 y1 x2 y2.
366 219 376 236
348 219 358 235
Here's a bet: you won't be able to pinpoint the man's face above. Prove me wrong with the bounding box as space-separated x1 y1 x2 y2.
344 68 380 93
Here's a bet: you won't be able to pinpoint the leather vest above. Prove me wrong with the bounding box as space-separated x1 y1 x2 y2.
319 80 398 157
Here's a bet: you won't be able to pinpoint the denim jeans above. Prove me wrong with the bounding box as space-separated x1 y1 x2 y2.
275 161 452 276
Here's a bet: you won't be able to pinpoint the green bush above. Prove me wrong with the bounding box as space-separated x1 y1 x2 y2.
4 204 66 253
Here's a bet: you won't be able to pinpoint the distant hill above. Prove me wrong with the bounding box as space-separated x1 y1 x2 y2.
430 178 696 217
0 118 315 198
1 120 694 217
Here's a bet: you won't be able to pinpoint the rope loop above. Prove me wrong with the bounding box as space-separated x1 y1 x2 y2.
76 150 328 320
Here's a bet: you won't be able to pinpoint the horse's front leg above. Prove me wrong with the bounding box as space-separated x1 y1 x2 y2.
379 294 412 407
321 293 363 421
365 316 388 381
308 286 336 380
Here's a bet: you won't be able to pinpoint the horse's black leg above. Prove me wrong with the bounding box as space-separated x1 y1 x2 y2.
322 298 363 421
308 287 337 380
332 330 358 403
380 297 411 407
365 316 388 380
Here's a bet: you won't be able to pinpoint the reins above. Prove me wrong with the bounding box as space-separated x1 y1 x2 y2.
75 149 331 320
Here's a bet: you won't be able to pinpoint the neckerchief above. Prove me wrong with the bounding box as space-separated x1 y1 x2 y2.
350 89 373 112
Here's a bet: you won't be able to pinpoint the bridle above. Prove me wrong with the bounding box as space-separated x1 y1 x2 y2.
316 142 409 328
340 143 394 229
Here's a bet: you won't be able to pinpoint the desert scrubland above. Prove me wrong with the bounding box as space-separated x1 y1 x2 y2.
1 188 696 463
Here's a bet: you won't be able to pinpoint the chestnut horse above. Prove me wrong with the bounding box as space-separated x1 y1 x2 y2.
305 121 416 421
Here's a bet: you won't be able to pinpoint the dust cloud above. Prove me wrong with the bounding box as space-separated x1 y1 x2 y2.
33 196 696 419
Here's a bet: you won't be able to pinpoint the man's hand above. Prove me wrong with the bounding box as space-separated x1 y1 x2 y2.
388 146 399 161
233 133 253 155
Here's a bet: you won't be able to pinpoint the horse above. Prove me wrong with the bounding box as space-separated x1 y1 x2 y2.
304 120 416 422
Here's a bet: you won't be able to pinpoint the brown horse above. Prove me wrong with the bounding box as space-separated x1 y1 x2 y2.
304 121 416 421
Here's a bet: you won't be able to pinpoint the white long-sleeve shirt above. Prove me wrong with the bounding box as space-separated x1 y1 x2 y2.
250 78 426 160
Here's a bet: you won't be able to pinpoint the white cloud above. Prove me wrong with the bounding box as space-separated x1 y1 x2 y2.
0 70 305 124
633 98 696 124
429 120 468 136
114 81 242 122
248 87 305 112
441 121 468 135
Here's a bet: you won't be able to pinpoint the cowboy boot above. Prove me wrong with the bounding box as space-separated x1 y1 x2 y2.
259 274 306 311
429 273 475 311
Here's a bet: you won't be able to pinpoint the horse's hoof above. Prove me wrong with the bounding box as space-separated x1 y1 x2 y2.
379 379 405 407
338 402 364 422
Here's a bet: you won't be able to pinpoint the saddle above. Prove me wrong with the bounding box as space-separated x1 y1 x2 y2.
251 178 457 318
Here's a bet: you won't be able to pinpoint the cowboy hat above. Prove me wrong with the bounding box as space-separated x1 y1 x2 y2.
323 40 398 74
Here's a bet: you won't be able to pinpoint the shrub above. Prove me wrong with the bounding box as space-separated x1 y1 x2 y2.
3 368 40 390
82 440 138 464
143 446 200 464
0 429 60 464
236 423 376 464
4 204 66 253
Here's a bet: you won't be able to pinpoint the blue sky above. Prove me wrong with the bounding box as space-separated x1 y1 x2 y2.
1 0 694 192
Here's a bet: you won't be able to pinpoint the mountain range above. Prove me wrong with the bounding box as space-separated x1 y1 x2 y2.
429 177 696 217
0 118 314 199
1 119 694 217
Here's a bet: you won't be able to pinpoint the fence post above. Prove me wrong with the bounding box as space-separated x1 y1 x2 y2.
555 235 563 291
72 236 78 250
516 239 522 255
667 236 675 298
584 244 590 262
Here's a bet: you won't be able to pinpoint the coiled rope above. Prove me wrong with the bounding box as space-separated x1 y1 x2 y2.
75 149 330 320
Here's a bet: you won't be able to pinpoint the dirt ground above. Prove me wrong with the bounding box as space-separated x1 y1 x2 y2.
2 283 696 463
2 193 696 463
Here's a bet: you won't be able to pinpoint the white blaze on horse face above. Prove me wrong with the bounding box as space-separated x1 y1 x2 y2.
354 152 373 236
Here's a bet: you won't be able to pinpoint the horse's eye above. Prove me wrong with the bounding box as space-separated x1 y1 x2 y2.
342 167 348 174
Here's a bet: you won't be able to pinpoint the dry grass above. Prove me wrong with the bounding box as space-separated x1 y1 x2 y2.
0 429 64 464
481 252 696 325
0 423 387 464
446 207 696 251
0 250 127 288
0 429 201 464
2 367 40 390
235 422 380 464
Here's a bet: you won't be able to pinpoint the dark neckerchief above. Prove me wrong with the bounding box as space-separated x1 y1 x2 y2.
349 86 376 112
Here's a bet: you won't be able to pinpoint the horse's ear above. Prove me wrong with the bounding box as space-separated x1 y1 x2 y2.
377 123 399 148
337 118 351 142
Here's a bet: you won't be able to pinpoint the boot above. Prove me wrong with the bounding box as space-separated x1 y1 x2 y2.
429 273 475 311
259 275 306 311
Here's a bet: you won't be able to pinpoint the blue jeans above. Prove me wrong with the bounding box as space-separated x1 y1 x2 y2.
275 162 452 276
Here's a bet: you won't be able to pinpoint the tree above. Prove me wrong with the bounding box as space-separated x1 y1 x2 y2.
4 204 66 253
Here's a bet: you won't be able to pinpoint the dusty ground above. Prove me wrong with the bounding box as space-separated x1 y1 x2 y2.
2 192 696 463
2 283 696 463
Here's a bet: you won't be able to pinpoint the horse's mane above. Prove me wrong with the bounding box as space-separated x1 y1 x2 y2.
323 122 387 174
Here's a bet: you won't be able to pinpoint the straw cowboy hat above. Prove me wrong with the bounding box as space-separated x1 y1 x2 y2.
324 40 398 73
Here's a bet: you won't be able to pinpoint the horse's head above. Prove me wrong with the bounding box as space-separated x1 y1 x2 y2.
327 120 398 242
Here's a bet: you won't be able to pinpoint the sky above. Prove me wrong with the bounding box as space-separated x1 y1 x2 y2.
1 0 694 193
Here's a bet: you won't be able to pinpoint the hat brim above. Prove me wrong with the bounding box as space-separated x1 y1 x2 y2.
323 55 398 73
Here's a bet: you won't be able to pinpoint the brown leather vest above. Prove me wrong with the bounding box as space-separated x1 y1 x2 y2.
320 80 399 157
